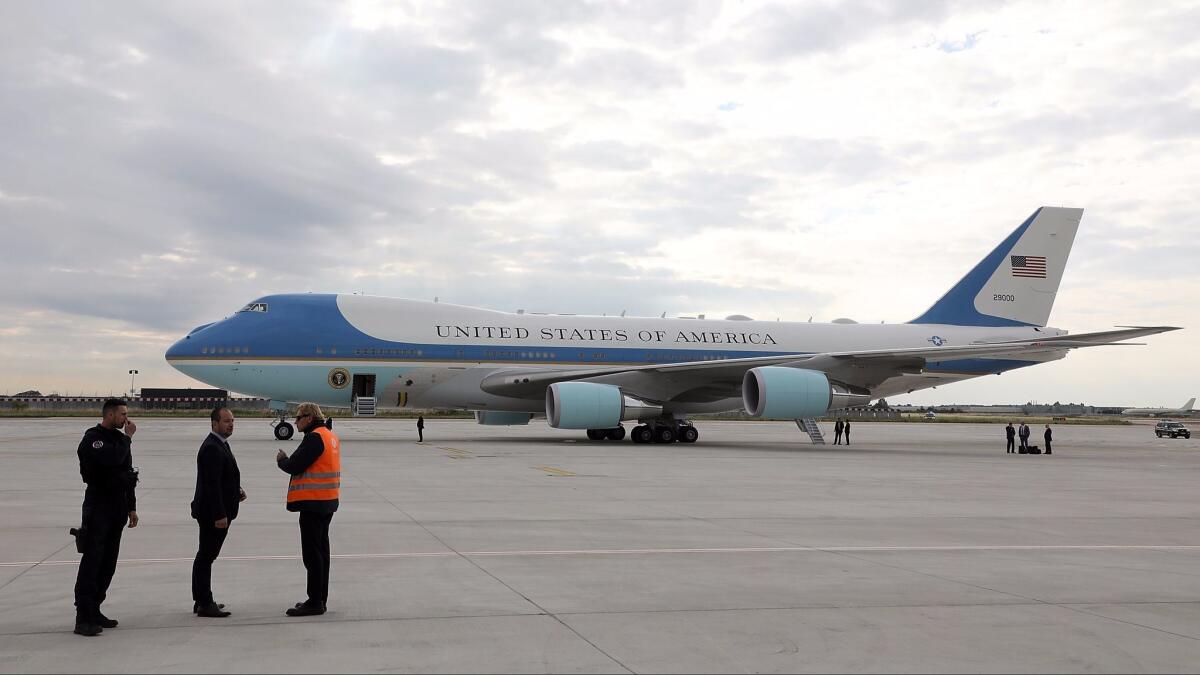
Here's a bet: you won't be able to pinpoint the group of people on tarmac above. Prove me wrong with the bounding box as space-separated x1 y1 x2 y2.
1005 421 1052 454
833 418 851 445
71 399 341 637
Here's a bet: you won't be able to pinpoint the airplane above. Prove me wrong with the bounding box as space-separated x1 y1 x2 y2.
165 207 1179 443
1122 398 1195 417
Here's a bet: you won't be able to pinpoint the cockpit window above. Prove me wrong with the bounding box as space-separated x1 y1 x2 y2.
238 303 269 313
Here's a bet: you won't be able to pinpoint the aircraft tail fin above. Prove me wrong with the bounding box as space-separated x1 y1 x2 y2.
1185 397 1196 411
909 207 1083 327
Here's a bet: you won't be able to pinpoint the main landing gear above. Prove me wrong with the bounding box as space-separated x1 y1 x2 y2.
585 421 699 444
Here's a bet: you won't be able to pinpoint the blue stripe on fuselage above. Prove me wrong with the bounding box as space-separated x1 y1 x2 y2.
166 294 1037 374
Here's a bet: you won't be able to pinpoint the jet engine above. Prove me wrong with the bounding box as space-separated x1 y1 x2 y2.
474 411 534 426
742 367 870 419
546 382 663 429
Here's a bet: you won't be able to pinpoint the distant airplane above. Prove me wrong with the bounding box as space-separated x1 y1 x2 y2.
1122 398 1195 417
166 207 1179 443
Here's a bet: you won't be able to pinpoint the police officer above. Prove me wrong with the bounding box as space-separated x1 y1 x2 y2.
73 398 139 636
1044 424 1053 455
276 402 341 617
1005 422 1016 453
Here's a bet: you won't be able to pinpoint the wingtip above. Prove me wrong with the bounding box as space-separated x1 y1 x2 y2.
1114 325 1184 332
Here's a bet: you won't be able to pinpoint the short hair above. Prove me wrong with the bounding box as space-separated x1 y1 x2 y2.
210 406 231 423
295 402 324 422
102 398 128 415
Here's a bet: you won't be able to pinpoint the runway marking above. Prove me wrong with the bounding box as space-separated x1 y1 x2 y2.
534 465 576 477
4 544 1198 568
437 446 473 459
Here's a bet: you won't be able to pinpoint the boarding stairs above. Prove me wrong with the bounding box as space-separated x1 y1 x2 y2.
353 396 377 417
796 418 825 445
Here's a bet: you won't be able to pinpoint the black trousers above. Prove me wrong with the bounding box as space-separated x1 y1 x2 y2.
192 520 229 604
833 431 842 444
1007 438 1015 452
1045 439 1052 454
73 507 126 617
299 511 334 604
844 429 850 444
418 427 423 442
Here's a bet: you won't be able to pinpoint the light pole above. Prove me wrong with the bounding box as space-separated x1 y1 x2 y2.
128 369 139 397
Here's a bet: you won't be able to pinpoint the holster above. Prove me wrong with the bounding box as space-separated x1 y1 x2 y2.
69 526 88 554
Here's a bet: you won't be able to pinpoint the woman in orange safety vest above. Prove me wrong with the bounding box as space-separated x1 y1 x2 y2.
276 402 340 616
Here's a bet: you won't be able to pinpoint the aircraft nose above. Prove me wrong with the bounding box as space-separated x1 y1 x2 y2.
165 336 190 360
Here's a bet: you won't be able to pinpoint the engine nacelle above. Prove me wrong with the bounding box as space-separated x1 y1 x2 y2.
742 367 869 419
474 411 534 426
546 382 663 429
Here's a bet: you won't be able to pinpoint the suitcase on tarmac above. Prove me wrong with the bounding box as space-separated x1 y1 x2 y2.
1018 447 1028 454
1027 445 1041 455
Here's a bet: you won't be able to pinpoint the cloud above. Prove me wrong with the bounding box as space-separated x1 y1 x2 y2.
0 0 1197 406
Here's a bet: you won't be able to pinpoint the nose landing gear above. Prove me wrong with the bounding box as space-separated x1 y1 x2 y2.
273 421 294 441
269 402 295 440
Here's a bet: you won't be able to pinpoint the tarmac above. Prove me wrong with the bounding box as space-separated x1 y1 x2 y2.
0 417 1197 673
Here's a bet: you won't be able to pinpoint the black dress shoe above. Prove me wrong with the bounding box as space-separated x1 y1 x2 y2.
95 611 118 628
193 602 226 614
195 602 231 618
285 602 326 617
74 621 103 636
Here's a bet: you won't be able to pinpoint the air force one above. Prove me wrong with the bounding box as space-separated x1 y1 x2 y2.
166 207 1179 443
1122 398 1195 417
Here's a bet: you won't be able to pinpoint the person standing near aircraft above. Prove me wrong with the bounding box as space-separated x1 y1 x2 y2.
276 402 341 617
1019 422 1031 451
1005 422 1016 453
417 414 424 443
843 419 851 444
833 418 844 445
72 399 138 637
190 407 244 618
1044 424 1053 455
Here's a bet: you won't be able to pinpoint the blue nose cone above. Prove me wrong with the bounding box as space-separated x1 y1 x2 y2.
165 335 191 360
166 321 219 361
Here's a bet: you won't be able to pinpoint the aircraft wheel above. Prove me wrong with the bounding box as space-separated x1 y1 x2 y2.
274 422 294 441
586 429 605 441
606 426 626 441
679 426 699 443
632 425 653 444
653 425 676 444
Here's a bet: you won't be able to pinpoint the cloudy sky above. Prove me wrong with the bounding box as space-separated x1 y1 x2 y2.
1 0 1197 406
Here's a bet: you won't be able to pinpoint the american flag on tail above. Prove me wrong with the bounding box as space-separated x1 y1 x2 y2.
1010 255 1047 278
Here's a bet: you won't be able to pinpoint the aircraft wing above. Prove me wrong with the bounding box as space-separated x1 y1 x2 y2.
479 326 1180 403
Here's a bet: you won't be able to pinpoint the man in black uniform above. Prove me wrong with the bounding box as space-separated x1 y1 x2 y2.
190 406 245 617
73 398 139 637
1044 424 1053 455
1005 422 1016 453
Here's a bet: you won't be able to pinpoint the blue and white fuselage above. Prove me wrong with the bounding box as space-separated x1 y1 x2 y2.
165 293 1062 411
164 207 1178 441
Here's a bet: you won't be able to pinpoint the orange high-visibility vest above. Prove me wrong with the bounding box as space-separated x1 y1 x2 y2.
286 426 341 504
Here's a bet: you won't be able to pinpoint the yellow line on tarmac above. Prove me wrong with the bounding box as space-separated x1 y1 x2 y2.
534 465 576 477
438 446 473 459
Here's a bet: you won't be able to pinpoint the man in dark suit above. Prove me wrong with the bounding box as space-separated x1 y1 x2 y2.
191 407 245 617
1044 424 1053 455
1005 422 1016 453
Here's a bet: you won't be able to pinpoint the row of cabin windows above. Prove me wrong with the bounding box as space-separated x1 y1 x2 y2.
485 350 557 360
202 346 250 355
352 348 423 357
201 346 734 361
